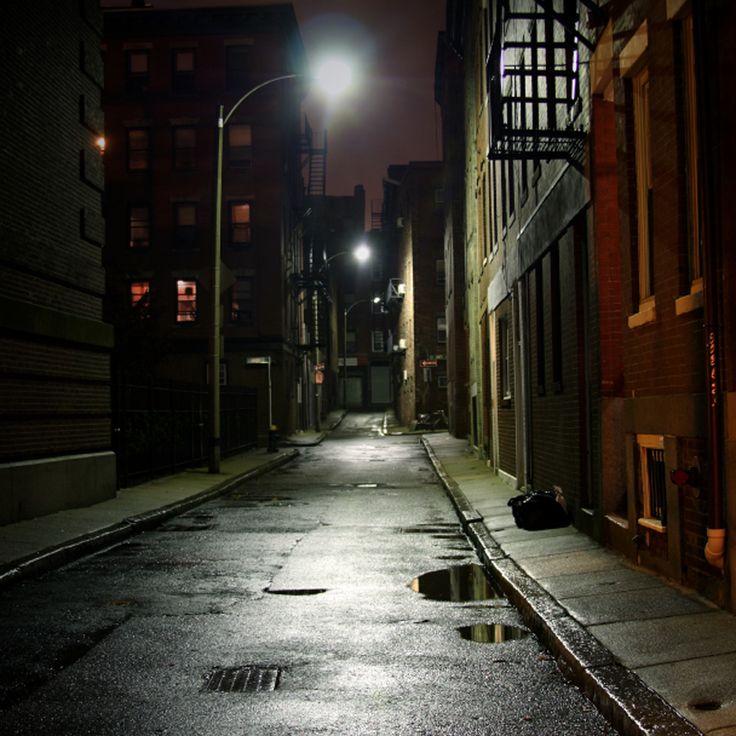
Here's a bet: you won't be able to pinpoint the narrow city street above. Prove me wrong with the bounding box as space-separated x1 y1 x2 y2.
0 414 615 735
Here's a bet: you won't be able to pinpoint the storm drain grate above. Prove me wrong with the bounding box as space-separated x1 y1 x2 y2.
203 665 282 693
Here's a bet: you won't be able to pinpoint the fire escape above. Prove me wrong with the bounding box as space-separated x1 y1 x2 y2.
487 0 606 161
302 116 327 197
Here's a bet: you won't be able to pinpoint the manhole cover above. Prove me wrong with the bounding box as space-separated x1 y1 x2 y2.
203 665 281 693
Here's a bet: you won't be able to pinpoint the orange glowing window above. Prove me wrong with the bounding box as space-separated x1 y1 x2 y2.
130 281 150 314
176 280 197 322
229 202 251 245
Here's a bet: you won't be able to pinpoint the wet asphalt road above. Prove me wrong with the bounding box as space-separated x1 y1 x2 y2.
0 413 616 735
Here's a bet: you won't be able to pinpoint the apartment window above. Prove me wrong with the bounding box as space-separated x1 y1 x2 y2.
372 330 385 353
550 242 563 391
231 277 255 325
173 127 196 170
173 49 195 92
126 50 149 93
499 317 512 401
127 128 150 171
227 45 252 89
346 329 357 355
535 263 546 394
438 373 448 389
633 66 653 303
173 203 197 250
492 160 500 247
436 315 447 344
129 281 150 316
129 205 150 248
637 434 667 531
228 124 252 167
436 258 446 286
681 15 701 285
176 280 197 322
507 159 516 219
229 202 251 245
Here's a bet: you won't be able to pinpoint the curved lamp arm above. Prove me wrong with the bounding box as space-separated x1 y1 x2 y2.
222 73 301 126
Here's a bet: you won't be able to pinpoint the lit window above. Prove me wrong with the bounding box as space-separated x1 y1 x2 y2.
173 127 196 170
174 203 197 250
173 49 195 92
637 434 667 531
176 280 197 322
436 315 447 344
129 205 150 248
130 281 150 315
229 202 251 245
231 277 255 324
228 124 252 167
127 128 150 170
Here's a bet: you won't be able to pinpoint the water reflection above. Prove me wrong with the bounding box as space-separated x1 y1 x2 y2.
410 564 504 602
457 623 530 643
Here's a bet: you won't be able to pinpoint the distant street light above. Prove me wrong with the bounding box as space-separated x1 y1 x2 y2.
343 296 381 410
209 62 353 473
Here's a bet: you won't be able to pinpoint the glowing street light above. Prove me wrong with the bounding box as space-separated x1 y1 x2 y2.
209 60 354 473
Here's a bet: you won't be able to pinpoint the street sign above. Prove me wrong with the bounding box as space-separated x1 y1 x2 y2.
246 356 271 365
420 359 438 367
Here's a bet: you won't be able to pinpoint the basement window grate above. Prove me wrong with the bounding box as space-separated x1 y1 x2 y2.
202 665 282 693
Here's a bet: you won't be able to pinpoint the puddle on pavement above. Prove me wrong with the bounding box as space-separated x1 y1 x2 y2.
409 564 504 602
457 623 530 643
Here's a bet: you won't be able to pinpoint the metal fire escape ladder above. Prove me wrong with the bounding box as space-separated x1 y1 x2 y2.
300 117 327 197
487 0 605 161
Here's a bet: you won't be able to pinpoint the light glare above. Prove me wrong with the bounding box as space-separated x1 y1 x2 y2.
353 243 370 263
314 58 353 98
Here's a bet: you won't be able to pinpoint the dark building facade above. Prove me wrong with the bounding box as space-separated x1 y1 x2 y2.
0 1 115 524
441 0 736 611
102 4 308 451
435 26 470 440
384 162 447 427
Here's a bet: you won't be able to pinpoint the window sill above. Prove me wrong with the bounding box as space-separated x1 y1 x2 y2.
605 513 629 530
627 297 657 329
638 517 666 533
675 279 703 316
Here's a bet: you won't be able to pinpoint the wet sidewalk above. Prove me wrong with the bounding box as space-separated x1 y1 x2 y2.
421 432 736 736
0 411 346 590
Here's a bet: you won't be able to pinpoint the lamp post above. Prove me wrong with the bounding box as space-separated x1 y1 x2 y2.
208 60 353 473
342 296 380 410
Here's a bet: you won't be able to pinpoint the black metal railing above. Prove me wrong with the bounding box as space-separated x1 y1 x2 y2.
114 380 257 487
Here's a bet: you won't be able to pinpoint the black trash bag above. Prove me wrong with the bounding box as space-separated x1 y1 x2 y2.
507 489 570 531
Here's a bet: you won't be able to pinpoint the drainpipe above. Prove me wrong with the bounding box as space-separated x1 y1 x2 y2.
695 3 725 570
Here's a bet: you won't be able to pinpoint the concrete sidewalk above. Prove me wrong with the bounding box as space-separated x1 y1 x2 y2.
422 432 736 736
0 411 347 590
0 447 299 590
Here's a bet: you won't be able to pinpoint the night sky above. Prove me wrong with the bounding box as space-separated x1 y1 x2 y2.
102 0 446 227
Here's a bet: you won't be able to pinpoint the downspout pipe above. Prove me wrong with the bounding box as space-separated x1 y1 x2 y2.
695 2 725 570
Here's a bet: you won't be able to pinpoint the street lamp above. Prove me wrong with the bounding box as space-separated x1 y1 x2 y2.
343 296 381 410
209 61 353 473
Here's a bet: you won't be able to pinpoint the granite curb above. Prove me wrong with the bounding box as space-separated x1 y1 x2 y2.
0 449 299 591
420 436 703 736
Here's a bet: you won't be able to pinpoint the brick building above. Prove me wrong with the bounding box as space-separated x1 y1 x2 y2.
435 25 470 439
384 162 447 427
0 1 115 524
440 0 736 610
102 5 308 450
